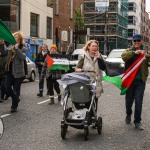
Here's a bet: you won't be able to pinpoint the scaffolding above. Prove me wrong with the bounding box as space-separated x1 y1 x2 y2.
84 0 128 54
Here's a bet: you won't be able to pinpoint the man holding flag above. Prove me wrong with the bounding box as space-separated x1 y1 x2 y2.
121 34 150 130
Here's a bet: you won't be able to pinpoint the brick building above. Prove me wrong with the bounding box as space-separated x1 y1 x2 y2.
50 0 84 53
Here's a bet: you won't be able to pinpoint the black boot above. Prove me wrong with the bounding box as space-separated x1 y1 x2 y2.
0 99 4 103
46 91 50 95
125 115 131 124
49 98 54 105
37 91 43 97
58 94 61 102
11 107 17 113
4 95 9 100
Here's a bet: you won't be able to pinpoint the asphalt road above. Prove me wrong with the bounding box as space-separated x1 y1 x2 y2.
0 77 150 150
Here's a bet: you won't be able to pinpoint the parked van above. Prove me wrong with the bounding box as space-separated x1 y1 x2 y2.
104 49 126 76
69 49 107 72
69 49 84 72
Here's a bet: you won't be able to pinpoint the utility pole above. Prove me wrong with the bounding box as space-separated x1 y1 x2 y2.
104 10 107 55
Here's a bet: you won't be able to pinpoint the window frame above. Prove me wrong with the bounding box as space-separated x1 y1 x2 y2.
30 12 39 37
47 17 52 39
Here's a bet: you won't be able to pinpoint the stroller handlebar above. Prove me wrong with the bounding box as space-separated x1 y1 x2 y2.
81 70 96 74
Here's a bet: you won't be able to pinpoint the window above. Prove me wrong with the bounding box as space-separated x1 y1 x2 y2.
128 16 136 25
30 13 39 37
128 29 135 37
128 2 136 12
70 0 73 19
0 4 20 32
47 17 52 39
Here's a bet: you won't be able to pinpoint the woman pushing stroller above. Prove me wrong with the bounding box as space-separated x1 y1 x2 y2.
75 40 106 113
60 40 106 140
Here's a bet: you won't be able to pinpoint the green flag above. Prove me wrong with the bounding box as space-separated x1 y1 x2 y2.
102 74 122 90
0 19 16 44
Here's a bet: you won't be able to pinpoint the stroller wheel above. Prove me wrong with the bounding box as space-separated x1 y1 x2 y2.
97 117 102 134
84 126 89 141
61 124 68 139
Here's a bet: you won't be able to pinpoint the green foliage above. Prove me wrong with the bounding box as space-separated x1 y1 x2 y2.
74 8 84 30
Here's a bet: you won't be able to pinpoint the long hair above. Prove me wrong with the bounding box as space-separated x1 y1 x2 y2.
83 40 99 51
13 31 24 45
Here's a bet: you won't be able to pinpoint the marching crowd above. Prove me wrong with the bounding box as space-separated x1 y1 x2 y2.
0 32 150 131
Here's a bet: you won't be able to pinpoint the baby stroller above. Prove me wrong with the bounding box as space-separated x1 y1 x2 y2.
58 72 102 140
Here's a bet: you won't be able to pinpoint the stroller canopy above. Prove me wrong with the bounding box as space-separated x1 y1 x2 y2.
58 72 92 86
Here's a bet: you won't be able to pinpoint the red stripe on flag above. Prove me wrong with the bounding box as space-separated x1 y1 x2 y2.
121 65 140 88
46 55 54 69
121 54 144 88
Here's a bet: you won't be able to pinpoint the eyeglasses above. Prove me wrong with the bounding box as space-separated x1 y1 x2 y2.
133 39 141 42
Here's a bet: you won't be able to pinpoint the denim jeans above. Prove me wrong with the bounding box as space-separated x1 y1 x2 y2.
5 72 24 109
38 77 50 93
125 79 145 123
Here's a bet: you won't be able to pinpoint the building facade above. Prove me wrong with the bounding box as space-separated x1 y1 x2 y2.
128 0 141 46
128 0 149 50
0 0 53 61
140 0 149 50
84 0 128 55
50 0 84 53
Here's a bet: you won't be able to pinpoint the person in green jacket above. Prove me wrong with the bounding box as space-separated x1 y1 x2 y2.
121 34 150 130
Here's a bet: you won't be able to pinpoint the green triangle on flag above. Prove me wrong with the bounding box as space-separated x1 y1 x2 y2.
0 19 16 44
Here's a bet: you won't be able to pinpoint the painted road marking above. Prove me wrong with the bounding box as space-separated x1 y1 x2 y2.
1 114 11 118
37 96 58 105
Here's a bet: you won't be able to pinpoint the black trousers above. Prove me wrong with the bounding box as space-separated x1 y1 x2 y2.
125 79 145 123
39 75 60 96
47 76 60 96
5 72 24 109
0 77 6 99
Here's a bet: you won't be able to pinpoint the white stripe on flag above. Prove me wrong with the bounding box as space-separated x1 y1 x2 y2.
53 59 69 65
122 56 145 81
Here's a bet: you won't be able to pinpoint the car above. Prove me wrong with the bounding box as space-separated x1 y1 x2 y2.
25 57 36 82
104 49 126 76
69 49 107 72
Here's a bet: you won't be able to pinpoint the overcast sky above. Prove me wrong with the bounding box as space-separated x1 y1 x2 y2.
146 0 150 12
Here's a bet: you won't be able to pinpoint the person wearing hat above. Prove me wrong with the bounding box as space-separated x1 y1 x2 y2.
121 34 150 130
39 44 62 104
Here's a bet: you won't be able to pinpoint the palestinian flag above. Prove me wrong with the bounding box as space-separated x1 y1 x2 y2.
0 19 16 44
102 54 145 95
47 54 70 71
